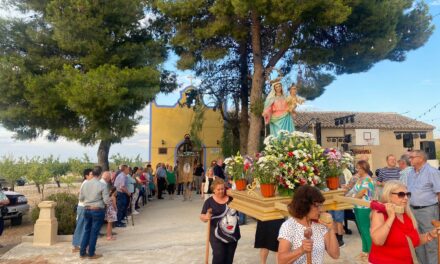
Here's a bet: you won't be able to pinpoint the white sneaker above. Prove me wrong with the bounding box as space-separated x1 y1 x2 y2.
132 210 139 215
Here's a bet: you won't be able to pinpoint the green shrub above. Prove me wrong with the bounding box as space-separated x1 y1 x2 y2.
31 192 78 235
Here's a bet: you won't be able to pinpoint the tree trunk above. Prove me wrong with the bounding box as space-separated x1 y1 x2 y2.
97 140 111 171
247 10 264 156
238 37 249 155
36 183 41 194
55 176 61 188
231 125 240 154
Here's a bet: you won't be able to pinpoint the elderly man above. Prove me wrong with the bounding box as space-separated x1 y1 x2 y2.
398 154 413 186
407 150 440 264
114 165 130 227
156 163 167 200
79 166 109 259
100 171 112 192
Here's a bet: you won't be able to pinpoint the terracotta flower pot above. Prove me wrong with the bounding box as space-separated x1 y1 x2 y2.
260 183 276 198
326 177 339 190
235 179 247 191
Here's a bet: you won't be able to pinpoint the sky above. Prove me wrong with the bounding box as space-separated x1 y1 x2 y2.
0 1 440 162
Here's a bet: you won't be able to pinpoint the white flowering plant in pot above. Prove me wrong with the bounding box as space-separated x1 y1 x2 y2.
263 130 326 195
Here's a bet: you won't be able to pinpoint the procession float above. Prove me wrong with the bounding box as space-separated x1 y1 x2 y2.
226 130 355 221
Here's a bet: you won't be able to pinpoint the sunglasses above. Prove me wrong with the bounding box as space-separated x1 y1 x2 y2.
392 192 411 198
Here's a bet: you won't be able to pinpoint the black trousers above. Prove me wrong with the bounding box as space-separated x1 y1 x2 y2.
211 238 238 264
0 217 4 236
157 178 166 198
177 183 183 195
167 183 175 195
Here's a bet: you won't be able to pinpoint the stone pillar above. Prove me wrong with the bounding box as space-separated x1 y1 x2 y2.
33 201 58 246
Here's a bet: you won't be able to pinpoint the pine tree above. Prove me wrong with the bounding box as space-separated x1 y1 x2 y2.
154 0 433 155
0 0 176 169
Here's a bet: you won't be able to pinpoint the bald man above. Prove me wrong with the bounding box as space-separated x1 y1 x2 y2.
100 171 112 192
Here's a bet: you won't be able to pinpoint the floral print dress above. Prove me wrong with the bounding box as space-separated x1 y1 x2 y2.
105 195 117 222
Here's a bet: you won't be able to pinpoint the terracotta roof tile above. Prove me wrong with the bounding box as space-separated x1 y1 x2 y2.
294 111 435 130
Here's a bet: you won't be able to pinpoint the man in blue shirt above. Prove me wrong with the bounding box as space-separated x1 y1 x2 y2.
114 165 130 227
407 150 440 264
156 163 167 199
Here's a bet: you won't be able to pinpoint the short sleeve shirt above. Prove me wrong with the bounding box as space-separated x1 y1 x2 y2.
353 177 375 209
126 176 136 193
378 167 401 182
114 172 127 192
201 196 240 241
278 218 328 264
407 163 440 207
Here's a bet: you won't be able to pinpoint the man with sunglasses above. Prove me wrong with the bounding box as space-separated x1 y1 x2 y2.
407 150 440 264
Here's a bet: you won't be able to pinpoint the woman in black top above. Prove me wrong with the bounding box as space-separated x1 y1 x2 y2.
200 178 240 264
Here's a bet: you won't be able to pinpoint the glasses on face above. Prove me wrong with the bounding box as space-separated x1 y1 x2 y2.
391 192 411 199
409 156 421 159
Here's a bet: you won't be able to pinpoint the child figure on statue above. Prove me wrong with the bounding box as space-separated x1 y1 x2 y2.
286 85 305 117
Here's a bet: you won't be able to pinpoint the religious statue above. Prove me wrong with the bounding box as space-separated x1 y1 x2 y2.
262 79 295 136
286 85 305 117
177 134 196 201
178 134 193 153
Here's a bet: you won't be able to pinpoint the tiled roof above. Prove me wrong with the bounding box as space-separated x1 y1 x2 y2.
295 111 435 130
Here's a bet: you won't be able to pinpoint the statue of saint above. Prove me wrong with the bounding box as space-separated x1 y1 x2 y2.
178 134 193 153
262 80 295 136
286 85 305 117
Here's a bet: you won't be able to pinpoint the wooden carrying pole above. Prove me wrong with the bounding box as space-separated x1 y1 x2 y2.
431 220 440 264
332 196 405 214
304 228 312 264
205 209 212 264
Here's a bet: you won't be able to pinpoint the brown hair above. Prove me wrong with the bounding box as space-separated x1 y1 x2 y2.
288 185 325 218
356 160 370 173
211 178 225 192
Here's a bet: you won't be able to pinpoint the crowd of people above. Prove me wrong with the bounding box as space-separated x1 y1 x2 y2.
71 162 179 259
200 149 440 264
71 158 228 259
69 149 440 263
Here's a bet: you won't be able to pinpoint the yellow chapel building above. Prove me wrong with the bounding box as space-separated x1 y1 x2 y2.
149 86 224 169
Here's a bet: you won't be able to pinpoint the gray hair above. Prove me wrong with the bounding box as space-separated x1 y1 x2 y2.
412 150 428 161
399 154 411 166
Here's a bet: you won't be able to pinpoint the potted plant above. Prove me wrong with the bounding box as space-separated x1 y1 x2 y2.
263 130 326 196
224 152 251 191
252 154 279 198
322 148 343 190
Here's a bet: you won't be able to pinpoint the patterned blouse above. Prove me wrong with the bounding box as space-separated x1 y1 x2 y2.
278 218 328 264
352 176 375 209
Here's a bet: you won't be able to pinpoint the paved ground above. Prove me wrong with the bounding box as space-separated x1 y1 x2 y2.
0 194 367 264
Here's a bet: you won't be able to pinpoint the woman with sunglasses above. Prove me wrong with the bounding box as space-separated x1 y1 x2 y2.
278 185 339 264
369 180 437 264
